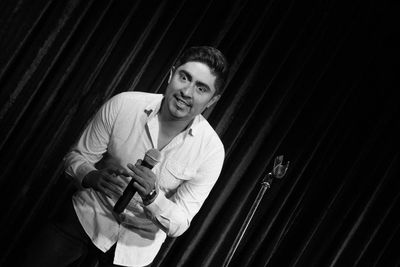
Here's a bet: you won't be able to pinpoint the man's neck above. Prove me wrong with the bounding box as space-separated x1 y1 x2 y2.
157 111 193 150
158 113 192 137
158 99 193 136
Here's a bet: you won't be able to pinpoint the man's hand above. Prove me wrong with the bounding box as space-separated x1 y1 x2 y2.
82 168 129 199
127 160 157 198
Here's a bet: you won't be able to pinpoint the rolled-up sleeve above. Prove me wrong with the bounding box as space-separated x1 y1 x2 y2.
64 94 123 185
144 142 225 237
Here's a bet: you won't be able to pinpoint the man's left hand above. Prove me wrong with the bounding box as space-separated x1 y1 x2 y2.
127 160 157 198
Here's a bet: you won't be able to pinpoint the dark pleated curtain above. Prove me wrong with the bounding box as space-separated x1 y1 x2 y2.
0 0 398 266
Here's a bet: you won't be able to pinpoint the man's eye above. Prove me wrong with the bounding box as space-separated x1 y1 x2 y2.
198 86 207 93
180 74 188 81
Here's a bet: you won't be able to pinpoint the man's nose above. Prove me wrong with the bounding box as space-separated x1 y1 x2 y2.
180 84 195 97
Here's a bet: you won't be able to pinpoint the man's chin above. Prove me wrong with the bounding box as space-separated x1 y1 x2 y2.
169 104 187 116
172 112 189 120
167 103 194 121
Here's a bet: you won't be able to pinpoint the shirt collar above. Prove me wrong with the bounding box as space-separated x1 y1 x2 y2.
186 116 202 136
143 96 163 120
143 96 202 137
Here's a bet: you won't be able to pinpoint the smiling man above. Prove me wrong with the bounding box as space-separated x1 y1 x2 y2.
24 46 229 267
159 60 221 149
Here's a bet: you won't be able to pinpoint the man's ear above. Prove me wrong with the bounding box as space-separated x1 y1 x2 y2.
168 67 175 84
206 94 221 109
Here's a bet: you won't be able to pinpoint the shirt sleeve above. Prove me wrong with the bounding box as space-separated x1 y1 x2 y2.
64 94 123 185
144 142 225 237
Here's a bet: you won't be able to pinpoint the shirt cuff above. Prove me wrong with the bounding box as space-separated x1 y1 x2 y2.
144 191 170 216
143 192 172 232
76 163 97 185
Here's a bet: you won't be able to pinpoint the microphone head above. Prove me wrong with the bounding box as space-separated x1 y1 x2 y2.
143 149 161 167
272 155 290 179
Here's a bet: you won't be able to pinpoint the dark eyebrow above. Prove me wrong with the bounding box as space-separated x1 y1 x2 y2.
195 81 210 91
180 70 211 91
179 70 192 81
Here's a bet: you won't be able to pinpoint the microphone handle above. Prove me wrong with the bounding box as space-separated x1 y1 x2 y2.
113 160 154 214
113 180 137 214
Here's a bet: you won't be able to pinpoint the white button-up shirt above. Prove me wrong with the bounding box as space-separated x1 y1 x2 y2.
64 92 225 267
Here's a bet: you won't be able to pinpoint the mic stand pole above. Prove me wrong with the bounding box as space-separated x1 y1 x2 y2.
222 173 273 267
222 155 289 267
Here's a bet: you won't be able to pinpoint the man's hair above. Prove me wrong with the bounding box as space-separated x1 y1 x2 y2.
174 46 229 94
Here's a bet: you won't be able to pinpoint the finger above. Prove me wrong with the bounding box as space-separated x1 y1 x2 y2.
114 168 130 177
100 179 123 196
127 164 156 192
126 163 135 172
130 173 146 188
130 162 150 176
103 173 125 190
131 172 155 194
131 165 157 185
117 174 130 184
127 163 145 177
132 181 147 196
106 167 129 178
98 183 114 199
134 162 155 176
108 175 126 190
125 160 141 171
104 189 114 199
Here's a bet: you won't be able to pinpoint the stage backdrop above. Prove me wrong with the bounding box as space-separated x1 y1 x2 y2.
0 0 398 266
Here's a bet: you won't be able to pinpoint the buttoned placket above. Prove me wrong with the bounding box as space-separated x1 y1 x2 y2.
145 112 190 153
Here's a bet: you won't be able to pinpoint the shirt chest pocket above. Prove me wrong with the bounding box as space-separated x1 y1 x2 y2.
159 160 197 195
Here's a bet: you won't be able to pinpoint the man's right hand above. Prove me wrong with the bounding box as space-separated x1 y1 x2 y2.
82 168 129 199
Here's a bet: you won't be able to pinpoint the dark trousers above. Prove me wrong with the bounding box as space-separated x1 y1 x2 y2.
21 198 123 267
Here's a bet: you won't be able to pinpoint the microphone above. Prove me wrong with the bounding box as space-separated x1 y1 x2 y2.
113 149 161 214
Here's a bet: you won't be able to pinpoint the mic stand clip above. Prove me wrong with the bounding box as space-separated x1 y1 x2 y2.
223 155 289 267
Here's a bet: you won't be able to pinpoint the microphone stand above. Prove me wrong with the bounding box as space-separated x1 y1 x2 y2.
222 155 289 267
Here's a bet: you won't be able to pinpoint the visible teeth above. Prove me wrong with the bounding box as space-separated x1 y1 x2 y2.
176 98 189 106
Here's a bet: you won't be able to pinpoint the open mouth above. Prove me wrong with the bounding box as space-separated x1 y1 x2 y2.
175 96 191 109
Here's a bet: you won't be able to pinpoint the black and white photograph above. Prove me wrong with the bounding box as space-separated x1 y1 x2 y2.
0 0 398 266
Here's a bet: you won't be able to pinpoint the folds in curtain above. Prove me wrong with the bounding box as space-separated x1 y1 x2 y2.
0 0 398 266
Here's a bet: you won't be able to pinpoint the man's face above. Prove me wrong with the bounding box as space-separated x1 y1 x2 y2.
162 61 220 122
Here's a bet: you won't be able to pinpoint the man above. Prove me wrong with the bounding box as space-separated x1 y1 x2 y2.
25 46 229 267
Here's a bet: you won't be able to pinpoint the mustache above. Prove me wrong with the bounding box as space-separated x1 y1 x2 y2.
175 95 192 106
